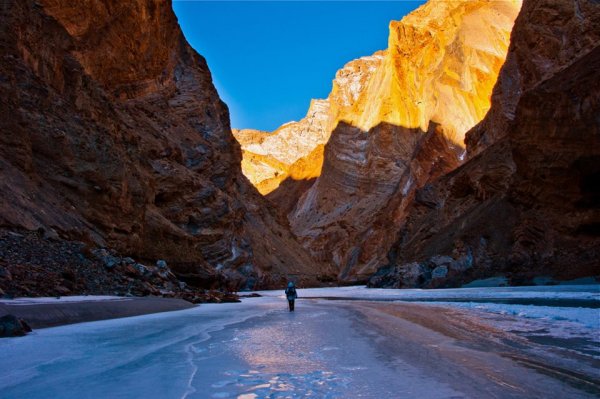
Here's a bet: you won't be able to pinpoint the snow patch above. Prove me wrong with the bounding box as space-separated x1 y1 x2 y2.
401 175 414 196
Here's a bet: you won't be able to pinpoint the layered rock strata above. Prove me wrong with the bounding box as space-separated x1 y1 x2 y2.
0 0 331 290
372 0 600 288
281 0 521 282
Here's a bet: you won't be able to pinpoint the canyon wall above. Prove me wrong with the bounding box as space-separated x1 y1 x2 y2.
0 0 332 290
237 0 521 282
371 0 600 288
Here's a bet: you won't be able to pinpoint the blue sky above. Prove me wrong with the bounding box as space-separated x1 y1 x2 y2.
173 1 425 131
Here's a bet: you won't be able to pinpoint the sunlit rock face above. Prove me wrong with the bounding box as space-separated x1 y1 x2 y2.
341 0 521 145
0 0 331 289
232 98 331 196
283 0 521 282
376 0 600 287
233 53 383 197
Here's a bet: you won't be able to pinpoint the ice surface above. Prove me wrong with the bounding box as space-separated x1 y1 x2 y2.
0 296 462 399
1 285 598 398
0 300 275 399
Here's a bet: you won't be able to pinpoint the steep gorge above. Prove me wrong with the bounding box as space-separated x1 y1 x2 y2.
0 0 333 292
237 0 523 282
2 0 597 296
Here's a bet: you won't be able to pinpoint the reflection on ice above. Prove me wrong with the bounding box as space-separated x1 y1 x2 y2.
212 369 347 399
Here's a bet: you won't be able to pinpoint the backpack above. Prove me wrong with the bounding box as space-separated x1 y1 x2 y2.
286 287 296 298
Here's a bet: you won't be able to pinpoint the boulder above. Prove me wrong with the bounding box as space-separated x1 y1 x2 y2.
369 253 471 289
0 315 32 337
93 249 120 270
449 252 473 272
55 285 71 295
123 264 139 277
133 263 150 277
156 260 168 269
368 262 430 289
431 265 449 279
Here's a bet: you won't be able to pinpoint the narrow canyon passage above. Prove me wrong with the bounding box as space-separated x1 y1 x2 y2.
1 287 597 399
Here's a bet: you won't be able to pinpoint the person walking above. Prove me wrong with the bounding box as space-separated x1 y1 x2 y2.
285 282 298 312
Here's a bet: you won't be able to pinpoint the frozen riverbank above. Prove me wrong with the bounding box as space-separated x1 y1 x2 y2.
0 286 598 398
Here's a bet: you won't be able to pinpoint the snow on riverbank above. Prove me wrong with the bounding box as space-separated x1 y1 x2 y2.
426 300 600 357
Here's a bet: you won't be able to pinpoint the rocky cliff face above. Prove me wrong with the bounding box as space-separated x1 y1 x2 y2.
0 0 330 291
371 0 600 288
248 0 520 282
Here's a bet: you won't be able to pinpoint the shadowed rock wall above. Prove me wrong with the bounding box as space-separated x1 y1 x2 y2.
0 0 332 289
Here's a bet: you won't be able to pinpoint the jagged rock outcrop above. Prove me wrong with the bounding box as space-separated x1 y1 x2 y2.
372 0 600 288
278 0 520 282
0 0 331 291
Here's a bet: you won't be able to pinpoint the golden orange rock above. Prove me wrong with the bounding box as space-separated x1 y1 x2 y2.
233 53 384 195
236 0 522 282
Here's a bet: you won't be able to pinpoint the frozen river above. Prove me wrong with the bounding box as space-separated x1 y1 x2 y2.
1 285 598 398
